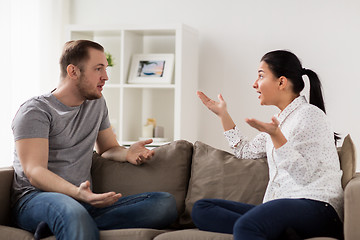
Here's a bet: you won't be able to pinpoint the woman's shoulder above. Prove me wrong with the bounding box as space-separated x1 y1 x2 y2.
292 102 331 131
297 101 326 118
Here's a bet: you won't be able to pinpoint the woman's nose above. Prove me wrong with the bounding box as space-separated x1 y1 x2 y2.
253 79 258 89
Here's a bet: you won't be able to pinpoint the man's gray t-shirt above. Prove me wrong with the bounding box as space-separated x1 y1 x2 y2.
11 92 111 205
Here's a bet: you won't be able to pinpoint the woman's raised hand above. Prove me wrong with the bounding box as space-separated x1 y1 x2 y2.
197 91 236 131
197 91 227 117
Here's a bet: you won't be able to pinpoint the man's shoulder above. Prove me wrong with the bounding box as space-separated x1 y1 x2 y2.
13 93 55 123
19 93 52 109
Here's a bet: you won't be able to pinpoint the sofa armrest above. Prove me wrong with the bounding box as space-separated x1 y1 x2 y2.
0 167 14 226
344 173 360 240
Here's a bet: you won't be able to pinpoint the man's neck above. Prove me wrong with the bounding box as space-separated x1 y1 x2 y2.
52 81 85 107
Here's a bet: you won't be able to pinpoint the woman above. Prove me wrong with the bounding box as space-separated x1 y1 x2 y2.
192 50 343 240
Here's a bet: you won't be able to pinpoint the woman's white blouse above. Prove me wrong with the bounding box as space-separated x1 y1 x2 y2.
224 96 343 218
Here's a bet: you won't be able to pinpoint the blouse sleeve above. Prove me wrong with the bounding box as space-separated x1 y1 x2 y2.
224 126 267 159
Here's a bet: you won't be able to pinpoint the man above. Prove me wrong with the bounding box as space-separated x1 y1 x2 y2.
11 40 177 240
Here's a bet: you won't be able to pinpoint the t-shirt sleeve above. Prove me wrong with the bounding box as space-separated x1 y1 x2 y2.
99 97 111 131
12 101 51 141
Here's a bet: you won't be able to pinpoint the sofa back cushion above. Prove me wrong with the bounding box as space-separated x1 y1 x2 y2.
338 134 357 189
91 140 193 221
0 167 14 226
180 141 269 226
180 134 356 226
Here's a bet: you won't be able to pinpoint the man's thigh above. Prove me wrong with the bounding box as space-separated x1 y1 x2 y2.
88 192 177 230
13 191 87 232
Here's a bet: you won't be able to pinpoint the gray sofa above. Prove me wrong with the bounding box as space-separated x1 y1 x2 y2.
0 135 357 240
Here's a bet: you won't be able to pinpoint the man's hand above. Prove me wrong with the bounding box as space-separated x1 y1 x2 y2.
77 180 122 208
127 139 155 165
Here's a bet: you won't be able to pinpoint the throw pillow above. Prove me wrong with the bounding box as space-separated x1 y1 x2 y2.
338 134 356 189
180 141 269 226
91 140 193 217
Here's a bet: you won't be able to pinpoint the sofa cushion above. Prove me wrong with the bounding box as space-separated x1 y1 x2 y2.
0 225 55 240
91 140 193 221
154 229 232 240
0 167 14 226
99 228 168 240
338 134 356 189
180 141 269 226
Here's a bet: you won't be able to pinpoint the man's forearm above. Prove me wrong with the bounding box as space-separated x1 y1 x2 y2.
100 146 128 162
27 166 79 199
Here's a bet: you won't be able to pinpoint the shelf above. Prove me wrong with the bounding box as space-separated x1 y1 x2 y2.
105 84 175 89
67 24 199 146
122 84 175 89
121 140 171 147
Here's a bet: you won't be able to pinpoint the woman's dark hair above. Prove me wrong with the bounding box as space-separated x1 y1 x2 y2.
261 50 340 144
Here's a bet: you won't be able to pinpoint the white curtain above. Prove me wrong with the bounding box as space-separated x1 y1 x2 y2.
0 0 69 167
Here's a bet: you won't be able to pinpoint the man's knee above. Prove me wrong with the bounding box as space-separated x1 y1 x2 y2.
144 192 178 228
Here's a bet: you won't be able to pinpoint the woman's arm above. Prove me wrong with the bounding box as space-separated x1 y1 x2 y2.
197 91 267 159
245 116 287 149
197 91 235 131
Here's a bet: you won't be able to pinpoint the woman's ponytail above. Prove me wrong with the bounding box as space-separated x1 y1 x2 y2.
302 68 326 114
303 68 340 144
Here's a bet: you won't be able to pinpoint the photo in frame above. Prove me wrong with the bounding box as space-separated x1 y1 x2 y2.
128 54 174 84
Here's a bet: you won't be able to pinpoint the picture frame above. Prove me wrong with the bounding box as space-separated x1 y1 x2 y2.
128 54 174 84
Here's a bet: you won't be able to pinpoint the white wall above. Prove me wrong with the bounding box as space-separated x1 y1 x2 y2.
4 0 359 168
69 0 360 168
0 0 69 167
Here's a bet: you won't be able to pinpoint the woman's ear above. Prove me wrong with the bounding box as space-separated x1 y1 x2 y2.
66 64 80 79
278 76 288 90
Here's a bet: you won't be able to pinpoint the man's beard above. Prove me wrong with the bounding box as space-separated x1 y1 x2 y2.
77 75 102 100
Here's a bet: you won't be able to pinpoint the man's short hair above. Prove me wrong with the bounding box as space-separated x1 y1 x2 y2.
59 40 104 78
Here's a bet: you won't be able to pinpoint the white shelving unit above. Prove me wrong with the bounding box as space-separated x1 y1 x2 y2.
66 24 199 146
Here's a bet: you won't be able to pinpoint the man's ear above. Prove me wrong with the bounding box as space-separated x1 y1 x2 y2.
66 64 80 79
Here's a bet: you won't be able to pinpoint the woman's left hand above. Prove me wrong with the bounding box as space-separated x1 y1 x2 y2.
245 116 280 135
127 139 155 165
246 116 287 149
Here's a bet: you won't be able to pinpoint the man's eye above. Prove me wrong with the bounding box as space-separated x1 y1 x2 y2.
96 68 101 71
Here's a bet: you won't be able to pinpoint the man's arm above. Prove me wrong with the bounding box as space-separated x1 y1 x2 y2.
96 127 155 165
16 138 121 207
95 127 128 161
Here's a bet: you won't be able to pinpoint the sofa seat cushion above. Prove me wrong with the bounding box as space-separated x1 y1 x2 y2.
153 229 337 240
0 225 167 240
154 229 232 240
99 228 168 240
91 140 193 223
180 141 269 226
0 225 54 240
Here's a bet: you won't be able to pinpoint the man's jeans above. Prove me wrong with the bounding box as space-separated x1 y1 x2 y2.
12 191 178 240
192 198 343 240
